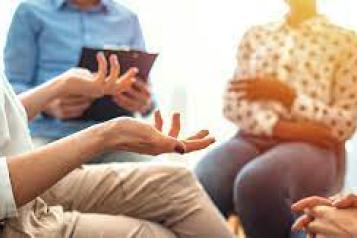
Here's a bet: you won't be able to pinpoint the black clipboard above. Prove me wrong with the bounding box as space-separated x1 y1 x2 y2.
77 47 158 121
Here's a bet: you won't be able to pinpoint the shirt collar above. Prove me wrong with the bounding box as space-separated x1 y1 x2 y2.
282 14 328 29
53 0 112 11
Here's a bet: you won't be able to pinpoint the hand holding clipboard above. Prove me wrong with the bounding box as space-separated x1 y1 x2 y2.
77 47 158 121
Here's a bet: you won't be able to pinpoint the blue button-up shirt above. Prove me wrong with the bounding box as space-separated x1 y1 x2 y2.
4 0 145 139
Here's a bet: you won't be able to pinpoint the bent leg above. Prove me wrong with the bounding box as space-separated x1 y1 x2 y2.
41 163 234 238
71 213 176 238
3 198 176 238
234 143 342 238
194 135 260 216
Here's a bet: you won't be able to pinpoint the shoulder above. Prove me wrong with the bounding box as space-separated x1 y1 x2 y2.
318 17 357 47
239 22 278 44
13 0 52 19
108 1 139 21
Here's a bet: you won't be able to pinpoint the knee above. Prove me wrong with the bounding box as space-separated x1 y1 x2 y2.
234 164 275 209
144 164 198 189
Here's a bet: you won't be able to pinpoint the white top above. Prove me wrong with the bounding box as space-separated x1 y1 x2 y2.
0 73 33 219
224 16 357 141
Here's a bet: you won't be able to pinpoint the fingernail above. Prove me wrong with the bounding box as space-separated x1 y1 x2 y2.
174 146 185 154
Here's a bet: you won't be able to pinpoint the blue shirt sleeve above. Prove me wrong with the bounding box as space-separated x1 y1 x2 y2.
130 15 146 51
4 3 39 94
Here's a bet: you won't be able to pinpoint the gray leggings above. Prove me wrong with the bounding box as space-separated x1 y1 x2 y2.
195 133 345 238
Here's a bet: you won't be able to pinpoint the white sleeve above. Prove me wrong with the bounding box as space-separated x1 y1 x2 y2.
224 91 279 136
0 83 10 147
0 158 17 219
291 44 357 141
0 75 17 218
223 28 280 136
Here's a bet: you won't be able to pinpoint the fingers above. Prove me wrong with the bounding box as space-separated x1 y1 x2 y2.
153 111 180 136
307 233 316 238
60 96 93 106
292 196 333 213
107 54 120 83
154 110 163 131
183 137 216 153
332 193 357 209
133 80 151 97
126 87 151 105
114 67 138 93
95 52 108 82
186 130 210 140
57 103 91 119
161 136 186 154
306 219 338 237
168 113 181 138
292 215 313 232
114 93 143 112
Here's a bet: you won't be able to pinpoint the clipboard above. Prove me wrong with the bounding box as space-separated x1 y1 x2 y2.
77 47 158 121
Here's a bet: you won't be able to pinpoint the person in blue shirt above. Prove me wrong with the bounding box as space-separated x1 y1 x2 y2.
4 0 154 162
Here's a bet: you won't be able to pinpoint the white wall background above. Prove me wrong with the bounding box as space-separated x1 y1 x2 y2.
2 0 357 188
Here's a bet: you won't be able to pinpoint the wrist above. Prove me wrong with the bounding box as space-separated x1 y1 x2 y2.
74 125 109 161
273 120 297 139
280 87 296 110
50 75 68 99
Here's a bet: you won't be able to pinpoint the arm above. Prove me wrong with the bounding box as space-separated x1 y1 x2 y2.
8 126 103 207
290 43 357 141
224 28 280 136
4 2 38 94
20 53 136 121
8 111 215 208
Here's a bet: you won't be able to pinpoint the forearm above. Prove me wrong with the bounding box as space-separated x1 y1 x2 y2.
7 125 104 207
272 120 296 139
18 78 62 121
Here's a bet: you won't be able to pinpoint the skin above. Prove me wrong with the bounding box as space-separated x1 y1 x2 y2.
285 0 317 26
292 194 357 237
229 0 339 149
70 0 100 9
8 53 215 207
45 0 153 119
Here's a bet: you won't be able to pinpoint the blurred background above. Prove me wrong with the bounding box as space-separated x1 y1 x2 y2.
2 0 357 187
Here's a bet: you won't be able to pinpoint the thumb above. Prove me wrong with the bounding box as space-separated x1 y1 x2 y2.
162 136 186 154
115 67 139 93
173 139 186 154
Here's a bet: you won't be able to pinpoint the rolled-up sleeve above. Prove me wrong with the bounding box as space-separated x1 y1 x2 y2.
0 158 17 219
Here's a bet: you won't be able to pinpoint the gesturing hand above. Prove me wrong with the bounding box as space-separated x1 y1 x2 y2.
153 110 216 153
229 77 296 109
98 110 216 156
57 53 138 99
